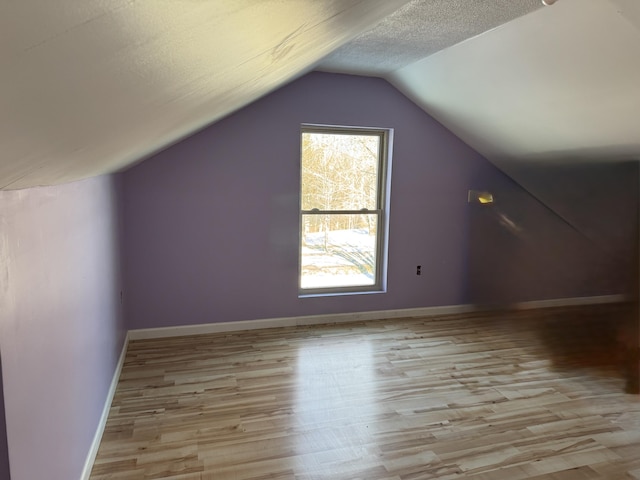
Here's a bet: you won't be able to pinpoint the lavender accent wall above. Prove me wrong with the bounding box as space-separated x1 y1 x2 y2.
123 72 636 330
467 160 638 304
499 159 639 269
122 72 499 328
0 175 126 480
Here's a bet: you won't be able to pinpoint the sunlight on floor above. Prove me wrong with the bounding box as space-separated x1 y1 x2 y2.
294 338 381 474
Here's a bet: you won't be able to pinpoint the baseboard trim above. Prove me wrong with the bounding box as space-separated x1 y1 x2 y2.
128 304 478 340
80 332 130 480
511 294 629 310
128 294 629 340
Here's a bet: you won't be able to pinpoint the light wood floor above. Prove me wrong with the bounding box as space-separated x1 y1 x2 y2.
90 305 640 480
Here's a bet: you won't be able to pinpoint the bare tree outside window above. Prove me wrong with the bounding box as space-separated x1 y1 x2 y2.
299 126 390 293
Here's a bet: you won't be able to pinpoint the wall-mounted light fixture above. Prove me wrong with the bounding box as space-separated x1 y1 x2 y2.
468 190 494 205
541 0 557 5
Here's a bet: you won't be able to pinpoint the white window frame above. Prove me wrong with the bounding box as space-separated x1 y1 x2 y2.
298 124 392 296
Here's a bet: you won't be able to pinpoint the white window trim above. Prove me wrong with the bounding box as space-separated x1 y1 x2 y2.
298 124 393 297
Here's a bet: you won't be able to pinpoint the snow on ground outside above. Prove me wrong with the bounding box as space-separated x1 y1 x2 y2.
300 229 376 288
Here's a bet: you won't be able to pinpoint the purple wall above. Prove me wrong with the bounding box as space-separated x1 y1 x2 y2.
123 71 636 330
123 72 501 329
467 160 638 304
0 175 126 480
499 159 638 269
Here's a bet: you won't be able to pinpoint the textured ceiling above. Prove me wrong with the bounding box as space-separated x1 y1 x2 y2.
0 0 410 190
2 0 639 191
318 0 543 75
388 0 640 166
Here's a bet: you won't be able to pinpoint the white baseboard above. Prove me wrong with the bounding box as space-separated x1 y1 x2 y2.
128 304 479 340
127 294 629 340
80 332 130 480
511 294 629 310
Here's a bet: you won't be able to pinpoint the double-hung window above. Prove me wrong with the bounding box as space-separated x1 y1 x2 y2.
299 125 391 295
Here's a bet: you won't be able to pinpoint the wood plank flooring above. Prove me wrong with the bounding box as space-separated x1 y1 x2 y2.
90 305 640 479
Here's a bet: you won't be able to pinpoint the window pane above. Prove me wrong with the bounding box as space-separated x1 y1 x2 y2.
300 213 378 289
301 132 380 211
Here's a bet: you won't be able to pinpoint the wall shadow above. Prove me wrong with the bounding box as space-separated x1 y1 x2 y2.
468 159 639 393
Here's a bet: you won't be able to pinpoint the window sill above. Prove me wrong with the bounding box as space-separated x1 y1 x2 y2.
298 289 386 299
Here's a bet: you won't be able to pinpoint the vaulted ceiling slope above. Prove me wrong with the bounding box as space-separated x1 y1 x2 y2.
0 0 410 190
318 0 543 75
386 0 640 173
2 0 639 191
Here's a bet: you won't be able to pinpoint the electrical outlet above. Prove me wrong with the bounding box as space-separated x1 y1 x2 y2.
416 265 421 276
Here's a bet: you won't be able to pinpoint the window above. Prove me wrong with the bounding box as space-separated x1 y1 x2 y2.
299 125 391 295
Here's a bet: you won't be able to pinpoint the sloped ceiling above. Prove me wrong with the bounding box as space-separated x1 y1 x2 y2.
0 0 410 190
2 0 639 191
318 0 543 75
386 0 640 171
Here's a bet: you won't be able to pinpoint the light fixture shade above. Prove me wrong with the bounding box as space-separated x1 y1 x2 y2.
542 0 557 5
468 190 494 205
